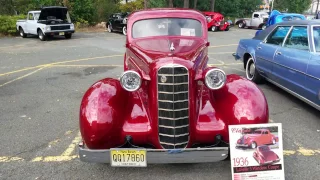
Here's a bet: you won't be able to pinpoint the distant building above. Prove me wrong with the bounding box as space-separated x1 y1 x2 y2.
120 0 136 4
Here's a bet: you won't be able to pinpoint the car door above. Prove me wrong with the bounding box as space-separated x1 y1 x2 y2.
305 26 320 106
273 26 311 97
26 13 35 34
250 13 260 27
108 14 116 29
113 14 123 31
255 26 291 79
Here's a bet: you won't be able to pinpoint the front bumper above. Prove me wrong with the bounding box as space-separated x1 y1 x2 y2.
79 144 229 164
45 30 75 36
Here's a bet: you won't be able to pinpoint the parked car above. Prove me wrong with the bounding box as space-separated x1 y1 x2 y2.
203 11 230 31
255 10 306 36
253 145 280 165
236 129 278 149
16 6 75 41
236 11 269 29
107 12 130 35
233 20 320 111
78 8 269 166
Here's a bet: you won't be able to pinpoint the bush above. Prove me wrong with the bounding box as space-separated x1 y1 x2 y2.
0 15 26 35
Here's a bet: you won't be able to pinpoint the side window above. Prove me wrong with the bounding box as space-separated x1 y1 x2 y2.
313 26 320 52
265 26 291 46
28 13 34 20
253 14 259 18
284 26 309 51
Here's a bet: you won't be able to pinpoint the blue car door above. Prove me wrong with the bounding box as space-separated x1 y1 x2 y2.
305 26 320 107
272 26 310 97
255 26 291 79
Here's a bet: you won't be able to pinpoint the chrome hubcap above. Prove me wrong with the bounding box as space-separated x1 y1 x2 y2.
239 23 242 28
123 27 126 35
249 63 255 76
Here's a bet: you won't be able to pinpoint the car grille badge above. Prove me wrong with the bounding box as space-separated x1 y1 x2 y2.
170 42 175 51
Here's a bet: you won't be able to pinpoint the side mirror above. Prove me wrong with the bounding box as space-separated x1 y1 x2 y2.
206 42 210 47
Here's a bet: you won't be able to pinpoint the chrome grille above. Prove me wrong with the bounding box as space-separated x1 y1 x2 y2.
157 64 189 149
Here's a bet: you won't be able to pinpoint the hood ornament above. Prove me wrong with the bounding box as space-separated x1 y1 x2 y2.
169 42 175 51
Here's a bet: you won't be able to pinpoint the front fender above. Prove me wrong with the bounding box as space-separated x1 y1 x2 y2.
213 74 269 139
79 78 129 149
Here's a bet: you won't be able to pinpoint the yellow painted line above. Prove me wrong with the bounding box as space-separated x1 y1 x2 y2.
0 67 46 88
209 44 238 48
61 132 82 156
283 150 296 155
0 54 122 77
297 147 319 156
0 156 24 162
31 155 78 162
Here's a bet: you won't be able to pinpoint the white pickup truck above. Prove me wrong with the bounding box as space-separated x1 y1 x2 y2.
16 6 75 41
235 11 269 30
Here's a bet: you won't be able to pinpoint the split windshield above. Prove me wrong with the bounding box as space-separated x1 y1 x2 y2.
132 18 203 38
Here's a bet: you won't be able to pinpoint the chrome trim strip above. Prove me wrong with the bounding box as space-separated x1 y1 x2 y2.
159 133 189 137
159 125 189 129
158 116 189 120
159 91 188 94
158 82 188 85
159 108 189 111
265 77 320 111
158 99 188 103
160 141 188 146
158 73 188 76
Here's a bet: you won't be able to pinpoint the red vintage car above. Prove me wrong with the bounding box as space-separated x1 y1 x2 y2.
203 11 230 31
253 145 280 165
78 8 269 166
236 129 278 149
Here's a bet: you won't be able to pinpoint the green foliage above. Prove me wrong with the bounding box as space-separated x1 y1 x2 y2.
119 0 144 12
0 15 26 35
273 0 312 13
148 0 168 8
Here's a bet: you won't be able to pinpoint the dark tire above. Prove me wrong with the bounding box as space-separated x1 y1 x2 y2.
65 34 72 39
19 27 27 38
251 141 257 149
122 26 127 35
225 26 230 31
211 26 217 32
107 23 113 33
38 29 46 41
262 24 267 30
238 21 245 28
245 57 263 83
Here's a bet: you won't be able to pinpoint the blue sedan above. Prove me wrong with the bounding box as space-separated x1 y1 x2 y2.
233 20 320 110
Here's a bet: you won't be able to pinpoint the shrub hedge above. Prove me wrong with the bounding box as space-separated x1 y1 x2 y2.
0 15 26 35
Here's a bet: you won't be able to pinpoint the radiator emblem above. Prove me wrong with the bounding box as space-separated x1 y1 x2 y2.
160 75 167 83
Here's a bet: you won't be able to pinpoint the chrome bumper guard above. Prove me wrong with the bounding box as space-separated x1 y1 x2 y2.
79 144 229 164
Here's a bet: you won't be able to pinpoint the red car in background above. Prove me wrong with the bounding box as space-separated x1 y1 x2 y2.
253 145 280 165
203 11 230 31
236 129 278 149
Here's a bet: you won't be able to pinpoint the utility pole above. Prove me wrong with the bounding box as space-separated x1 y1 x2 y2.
144 0 148 9
194 0 198 9
169 0 173 8
270 0 275 12
316 0 320 16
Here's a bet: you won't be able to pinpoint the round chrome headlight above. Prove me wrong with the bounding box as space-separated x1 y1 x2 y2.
120 70 142 92
204 69 226 90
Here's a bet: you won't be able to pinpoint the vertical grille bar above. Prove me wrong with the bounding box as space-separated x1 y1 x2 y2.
157 64 189 149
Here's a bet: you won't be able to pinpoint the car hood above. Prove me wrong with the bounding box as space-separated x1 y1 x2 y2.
261 151 278 161
38 7 68 21
131 37 206 61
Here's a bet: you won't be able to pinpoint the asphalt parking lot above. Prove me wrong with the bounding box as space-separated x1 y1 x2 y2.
0 27 319 180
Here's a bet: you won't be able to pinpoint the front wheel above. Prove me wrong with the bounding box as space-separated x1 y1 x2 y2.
19 28 27 38
107 23 113 33
65 34 72 39
211 26 217 32
225 26 230 31
251 141 257 149
38 29 46 41
262 25 267 30
238 22 244 28
122 26 127 35
245 57 263 83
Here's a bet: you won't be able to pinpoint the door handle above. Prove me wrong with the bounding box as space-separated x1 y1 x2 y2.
257 46 262 50
276 51 282 55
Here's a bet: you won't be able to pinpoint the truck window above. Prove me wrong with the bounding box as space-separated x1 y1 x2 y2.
253 14 259 18
34 13 40 20
28 13 34 20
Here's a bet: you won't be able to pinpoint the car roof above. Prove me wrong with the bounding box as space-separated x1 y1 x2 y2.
277 20 320 26
129 8 205 19
29 11 41 13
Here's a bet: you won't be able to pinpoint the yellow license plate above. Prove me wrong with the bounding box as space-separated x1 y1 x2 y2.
59 32 65 35
110 149 147 167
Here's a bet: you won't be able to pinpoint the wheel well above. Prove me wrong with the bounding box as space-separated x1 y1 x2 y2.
37 28 41 33
258 23 265 28
243 53 251 69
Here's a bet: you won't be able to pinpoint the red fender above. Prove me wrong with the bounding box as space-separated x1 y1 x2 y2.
79 78 128 149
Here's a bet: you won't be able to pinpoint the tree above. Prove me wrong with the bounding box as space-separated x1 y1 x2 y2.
183 0 189 8
194 0 198 8
144 0 148 9
169 0 173 7
273 0 312 13
210 0 215 11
